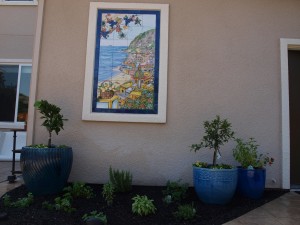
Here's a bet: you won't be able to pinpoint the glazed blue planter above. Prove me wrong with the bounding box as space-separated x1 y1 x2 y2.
193 166 238 205
237 167 266 199
20 146 73 196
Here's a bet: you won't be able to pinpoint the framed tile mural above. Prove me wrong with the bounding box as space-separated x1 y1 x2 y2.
82 2 169 123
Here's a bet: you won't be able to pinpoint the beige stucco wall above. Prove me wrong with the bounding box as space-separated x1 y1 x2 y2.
0 5 37 59
32 0 300 188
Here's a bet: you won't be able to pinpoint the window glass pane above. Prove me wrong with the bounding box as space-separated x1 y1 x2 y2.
17 66 31 122
0 65 19 122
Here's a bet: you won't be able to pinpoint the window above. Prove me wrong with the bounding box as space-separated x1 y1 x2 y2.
0 64 31 127
0 0 38 5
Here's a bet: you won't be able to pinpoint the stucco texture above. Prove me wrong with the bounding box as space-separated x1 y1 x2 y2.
0 6 37 59
33 0 300 187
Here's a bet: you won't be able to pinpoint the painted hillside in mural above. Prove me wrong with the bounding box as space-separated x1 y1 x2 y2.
95 12 158 112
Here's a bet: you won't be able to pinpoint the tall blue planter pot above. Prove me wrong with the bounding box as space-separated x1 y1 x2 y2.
20 146 73 196
193 166 238 205
237 167 266 199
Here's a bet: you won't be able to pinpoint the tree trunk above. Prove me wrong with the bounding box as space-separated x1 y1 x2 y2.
213 149 217 167
48 131 52 147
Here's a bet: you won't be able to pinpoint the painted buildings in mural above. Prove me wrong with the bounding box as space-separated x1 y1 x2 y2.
97 12 156 110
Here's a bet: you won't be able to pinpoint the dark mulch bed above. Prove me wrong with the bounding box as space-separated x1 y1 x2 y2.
0 184 287 225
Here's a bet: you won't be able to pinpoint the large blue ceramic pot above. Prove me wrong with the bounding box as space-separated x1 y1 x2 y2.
237 167 266 199
193 166 238 205
20 146 73 196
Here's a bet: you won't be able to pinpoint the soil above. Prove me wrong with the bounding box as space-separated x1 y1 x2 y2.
0 184 287 225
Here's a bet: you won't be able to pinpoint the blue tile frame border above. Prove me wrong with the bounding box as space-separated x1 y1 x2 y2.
92 9 161 115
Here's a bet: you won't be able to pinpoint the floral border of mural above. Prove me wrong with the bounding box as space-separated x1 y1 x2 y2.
82 2 169 123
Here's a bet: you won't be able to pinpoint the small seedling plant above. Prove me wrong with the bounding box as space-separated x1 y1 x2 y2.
109 166 132 193
132 195 156 216
63 181 95 199
102 182 115 206
174 203 196 221
162 180 188 203
42 182 95 213
82 211 107 225
3 193 33 208
42 193 75 213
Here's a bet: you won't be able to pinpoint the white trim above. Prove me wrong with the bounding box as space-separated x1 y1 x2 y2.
280 38 300 189
14 65 22 122
26 0 44 145
0 0 38 6
82 2 169 123
0 59 32 64
0 122 25 129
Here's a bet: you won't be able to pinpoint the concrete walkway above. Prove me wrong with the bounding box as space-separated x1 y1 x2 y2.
0 162 23 197
224 191 300 225
1 161 300 224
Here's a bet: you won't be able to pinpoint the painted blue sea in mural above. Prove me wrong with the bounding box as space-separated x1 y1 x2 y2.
98 46 128 80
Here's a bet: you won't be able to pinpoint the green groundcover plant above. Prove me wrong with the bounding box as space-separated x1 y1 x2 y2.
3 193 33 208
82 211 107 224
42 193 76 213
173 203 196 221
63 181 94 199
102 182 115 206
132 195 156 216
162 180 188 203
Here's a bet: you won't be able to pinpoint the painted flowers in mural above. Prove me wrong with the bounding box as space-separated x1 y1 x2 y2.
100 14 142 39
96 12 157 112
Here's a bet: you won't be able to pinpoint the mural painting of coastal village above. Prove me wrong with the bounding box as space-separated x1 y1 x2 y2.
93 10 160 114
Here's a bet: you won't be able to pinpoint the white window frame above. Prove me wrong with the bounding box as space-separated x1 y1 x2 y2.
0 0 38 6
0 60 32 129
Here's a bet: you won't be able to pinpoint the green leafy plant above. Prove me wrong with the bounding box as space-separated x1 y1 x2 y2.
109 166 132 193
2 194 11 207
162 195 172 204
233 138 274 169
162 180 188 203
174 203 196 221
42 201 54 210
42 193 75 213
102 182 115 206
82 211 107 224
63 182 94 199
190 115 235 167
34 99 67 147
3 193 33 208
193 161 233 169
132 195 156 216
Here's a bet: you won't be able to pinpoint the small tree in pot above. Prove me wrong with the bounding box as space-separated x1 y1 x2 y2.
34 100 67 148
21 100 73 196
233 137 274 199
191 115 235 167
190 115 237 204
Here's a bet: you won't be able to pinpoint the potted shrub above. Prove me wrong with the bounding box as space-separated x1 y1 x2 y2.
190 115 237 205
20 100 73 196
233 138 274 199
